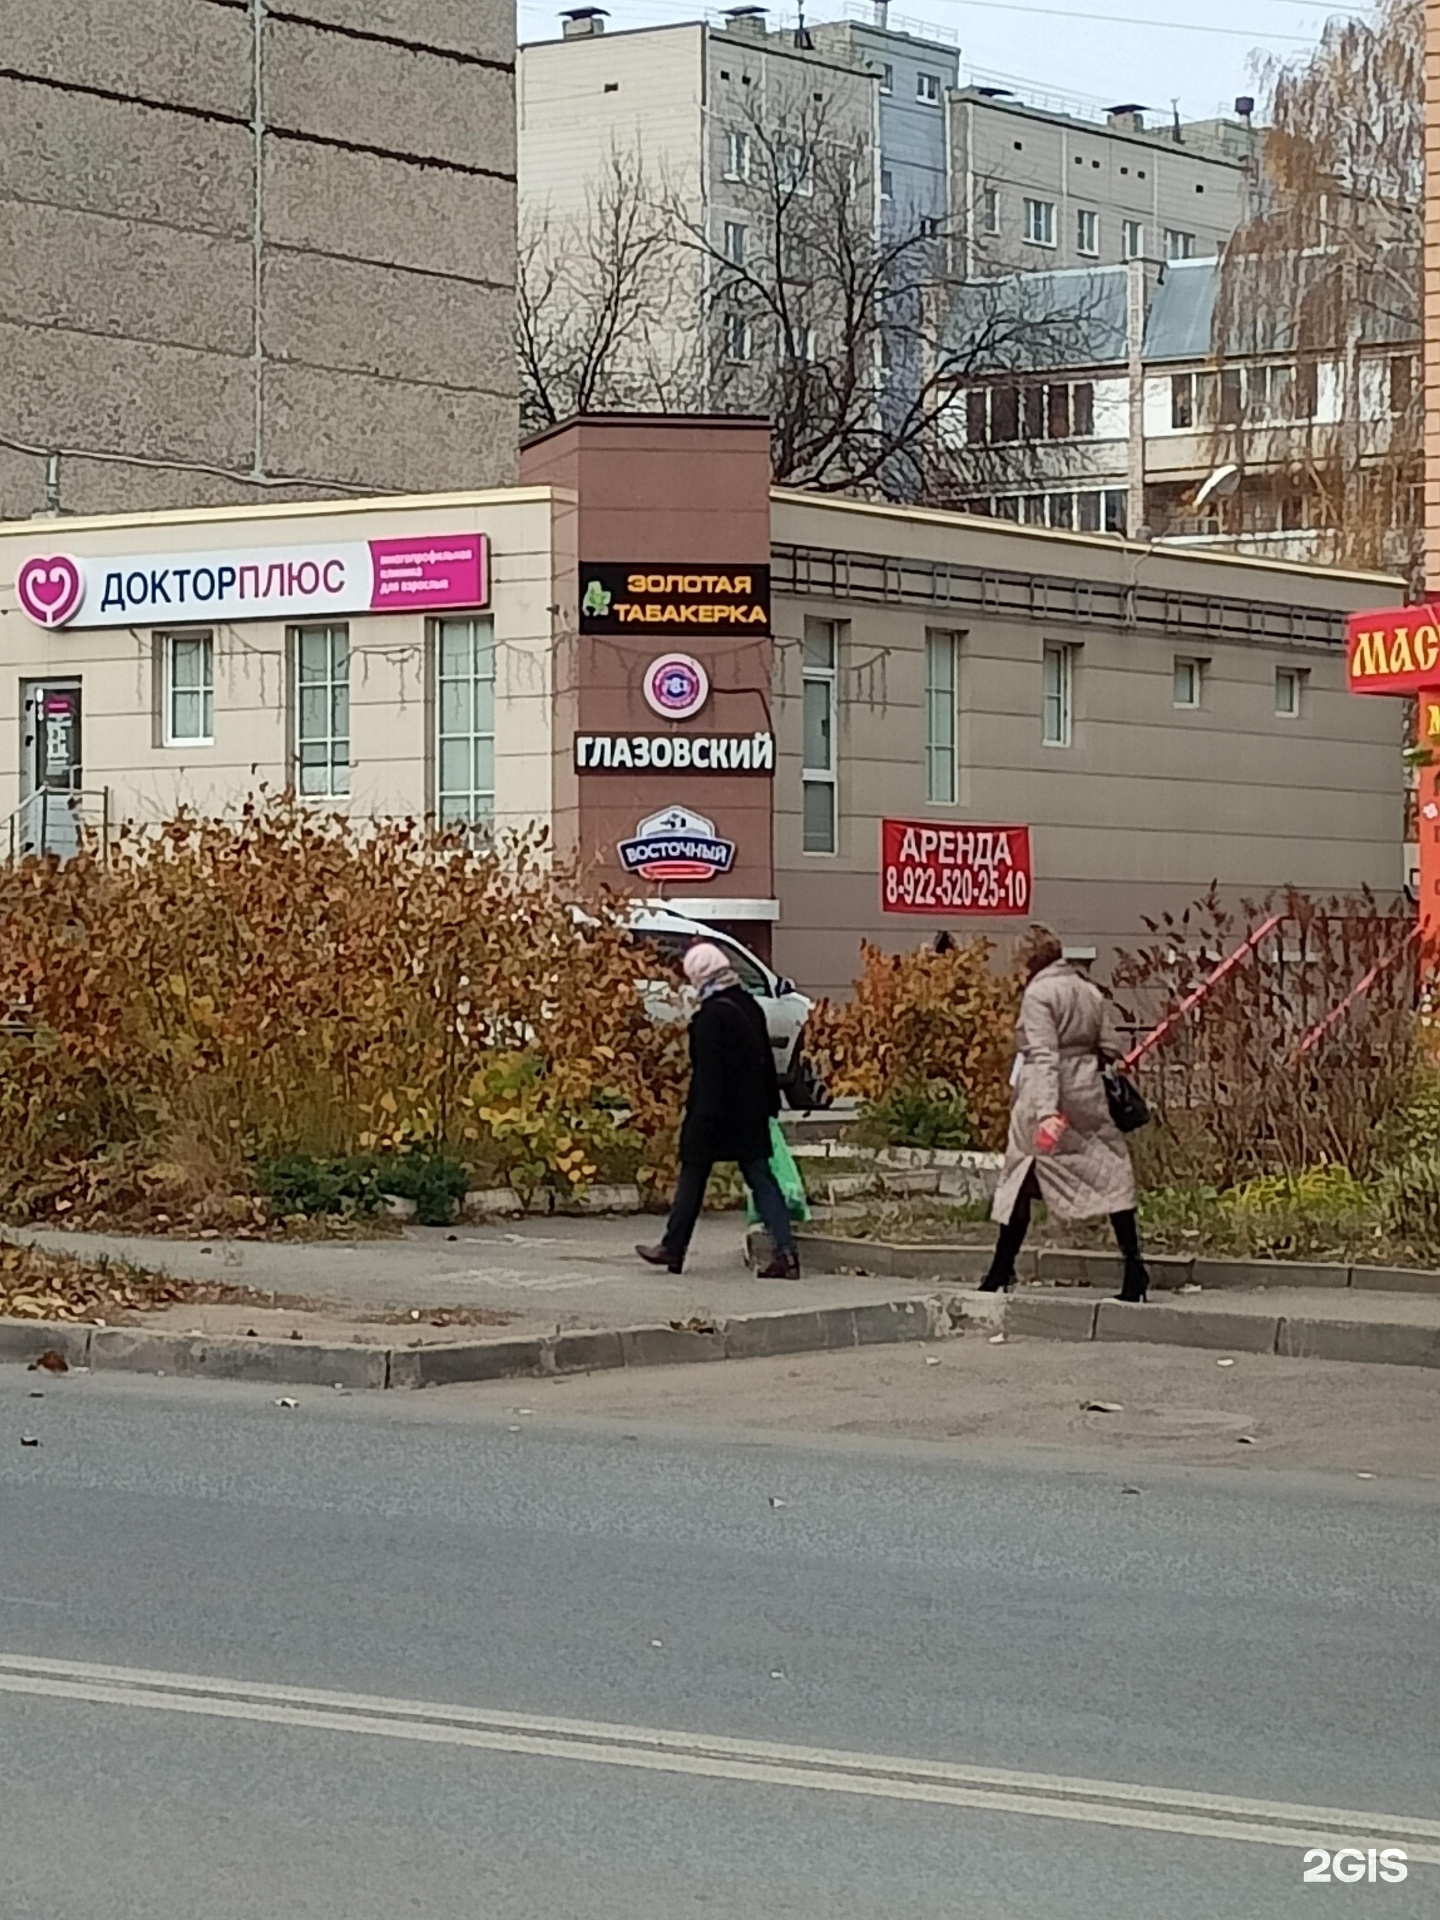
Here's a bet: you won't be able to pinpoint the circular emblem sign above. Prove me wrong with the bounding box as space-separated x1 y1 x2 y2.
643 652 710 722
17 554 85 629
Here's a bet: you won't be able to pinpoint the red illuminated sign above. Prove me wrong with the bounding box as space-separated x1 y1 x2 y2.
1347 604 1440 695
881 820 1032 916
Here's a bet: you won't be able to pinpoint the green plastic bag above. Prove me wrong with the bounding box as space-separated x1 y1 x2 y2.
747 1118 812 1225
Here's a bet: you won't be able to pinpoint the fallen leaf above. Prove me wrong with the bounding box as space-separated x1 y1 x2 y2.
1356 1471 1376 1480
27 1350 68 1374
20 1436 39 1447
1178 1283 1202 1294
925 1355 942 1367
650 1639 663 1649
1237 1435 1257 1445
273 1396 298 1408
1216 1358 1236 1367
768 1496 787 1509
1121 1485 1141 1495
988 1332 1007 1345
1083 1401 1124 1414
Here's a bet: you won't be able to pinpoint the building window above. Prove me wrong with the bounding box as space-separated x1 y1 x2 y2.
1173 656 1204 709
879 61 894 92
723 313 753 361
1042 642 1075 748
1171 371 1197 429
964 378 1094 445
880 167 894 200
789 323 816 362
723 220 747 265
919 213 940 238
925 630 959 803
981 187 1000 234
1165 227 1196 261
916 70 941 104
162 630 214 746
1275 666 1307 718
724 129 751 181
1122 218 1143 260
293 623 350 797
1023 197 1056 247
803 617 838 853
436 616 496 829
780 143 814 195
1076 208 1099 256
1389 353 1415 415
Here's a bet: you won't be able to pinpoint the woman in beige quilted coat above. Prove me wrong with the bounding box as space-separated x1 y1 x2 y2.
980 928 1150 1301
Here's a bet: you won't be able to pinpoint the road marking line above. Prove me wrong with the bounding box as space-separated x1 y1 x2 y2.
0 1653 1435 1861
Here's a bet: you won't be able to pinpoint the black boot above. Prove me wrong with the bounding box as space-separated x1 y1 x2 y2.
1117 1256 1150 1304
977 1266 1014 1293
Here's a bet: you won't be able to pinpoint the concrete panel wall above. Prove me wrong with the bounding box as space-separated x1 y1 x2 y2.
285 0 515 65
264 17 514 170
264 143 513 285
0 0 516 519
0 0 253 115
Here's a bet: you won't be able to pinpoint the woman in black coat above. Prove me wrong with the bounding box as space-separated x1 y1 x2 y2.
637 942 800 1278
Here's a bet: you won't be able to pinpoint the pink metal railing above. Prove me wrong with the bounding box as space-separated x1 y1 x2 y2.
1120 912 1284 1071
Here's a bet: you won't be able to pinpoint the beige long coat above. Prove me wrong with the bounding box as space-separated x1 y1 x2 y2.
992 960 1136 1225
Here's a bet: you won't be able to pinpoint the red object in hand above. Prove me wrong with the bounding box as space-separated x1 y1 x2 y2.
1034 1115 1067 1154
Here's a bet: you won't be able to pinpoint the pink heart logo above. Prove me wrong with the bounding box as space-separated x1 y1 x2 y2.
17 555 84 628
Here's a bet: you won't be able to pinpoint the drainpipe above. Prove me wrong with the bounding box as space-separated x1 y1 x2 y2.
1126 256 1147 537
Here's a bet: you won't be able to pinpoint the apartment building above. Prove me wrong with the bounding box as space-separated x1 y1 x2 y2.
518 8 878 406
952 89 1254 278
0 0 517 522
941 257 1419 569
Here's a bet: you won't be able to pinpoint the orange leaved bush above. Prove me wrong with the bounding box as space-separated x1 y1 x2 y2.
805 938 1017 1148
0 797 687 1215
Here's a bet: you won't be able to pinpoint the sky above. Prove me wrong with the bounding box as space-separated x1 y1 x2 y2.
515 0 1372 125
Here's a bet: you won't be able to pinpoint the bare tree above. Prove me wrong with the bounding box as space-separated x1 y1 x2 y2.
669 86 1106 499
1206 0 1422 581
517 147 703 434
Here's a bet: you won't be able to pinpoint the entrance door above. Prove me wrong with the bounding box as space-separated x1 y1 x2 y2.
19 680 83 857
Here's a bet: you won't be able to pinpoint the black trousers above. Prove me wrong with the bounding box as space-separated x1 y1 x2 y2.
985 1167 1141 1282
663 1157 796 1263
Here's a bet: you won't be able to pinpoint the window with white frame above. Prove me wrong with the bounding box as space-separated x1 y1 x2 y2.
723 220 747 265
1165 227 1196 261
916 70 941 104
723 128 751 181
1042 641 1075 747
965 487 1124 533
981 187 1000 234
780 143 813 196
1275 666 1307 718
880 167 894 200
925 630 959 803
162 630 214 745
1023 197 1056 247
1076 208 1099 256
802 617 838 853
1122 217 1143 260
436 616 496 828
723 312 753 361
293 623 350 796
788 324 816 363
1173 656 1204 709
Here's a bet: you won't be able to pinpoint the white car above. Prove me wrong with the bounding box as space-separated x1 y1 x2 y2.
625 906 823 1108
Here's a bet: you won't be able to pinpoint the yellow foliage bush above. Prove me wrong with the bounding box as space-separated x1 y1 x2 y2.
805 938 1017 1148
0 797 687 1215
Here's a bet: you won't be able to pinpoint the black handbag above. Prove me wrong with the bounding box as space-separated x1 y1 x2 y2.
1101 1061 1150 1133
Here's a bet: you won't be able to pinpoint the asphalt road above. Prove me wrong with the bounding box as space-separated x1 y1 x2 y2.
2 1363 1437 1920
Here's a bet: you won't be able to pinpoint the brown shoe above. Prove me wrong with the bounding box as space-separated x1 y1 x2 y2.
757 1250 801 1280
636 1243 683 1275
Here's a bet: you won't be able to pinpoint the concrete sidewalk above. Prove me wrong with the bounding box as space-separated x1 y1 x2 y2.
6 1216 1440 1387
11 1214 903 1337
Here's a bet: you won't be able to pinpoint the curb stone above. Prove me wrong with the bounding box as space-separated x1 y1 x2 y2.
4 1279 1439 1391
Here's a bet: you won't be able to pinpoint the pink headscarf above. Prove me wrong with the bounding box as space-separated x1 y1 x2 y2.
683 941 732 987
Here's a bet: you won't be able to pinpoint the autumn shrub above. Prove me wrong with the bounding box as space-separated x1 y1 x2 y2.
0 797 687 1220
856 1082 974 1153
805 937 1015 1148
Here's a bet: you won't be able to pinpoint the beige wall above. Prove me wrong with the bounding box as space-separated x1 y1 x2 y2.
770 493 1406 999
0 0 517 519
0 492 557 833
